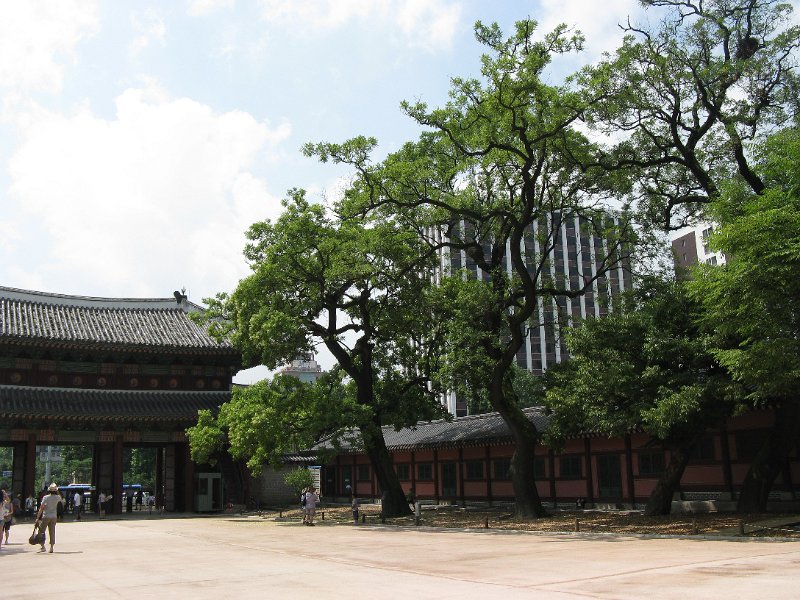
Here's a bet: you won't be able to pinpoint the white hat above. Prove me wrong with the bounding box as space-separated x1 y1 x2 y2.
48 483 58 492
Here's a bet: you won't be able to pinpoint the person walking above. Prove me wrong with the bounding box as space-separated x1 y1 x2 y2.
351 494 359 524
35 483 61 553
12 494 21 521
302 486 319 526
73 490 83 521
0 491 13 549
98 491 106 518
25 493 35 519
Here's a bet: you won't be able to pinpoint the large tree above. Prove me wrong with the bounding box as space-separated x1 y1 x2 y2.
689 127 800 512
307 21 634 518
543 276 739 515
579 0 800 228
194 190 445 516
188 370 359 474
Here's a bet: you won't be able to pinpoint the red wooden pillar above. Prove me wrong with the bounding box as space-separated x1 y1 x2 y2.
485 446 493 506
351 454 357 496
156 446 165 509
183 443 195 512
548 449 557 508
720 425 734 497
335 455 341 496
584 438 594 504
458 446 465 507
433 449 440 503
113 435 124 514
24 434 37 498
624 435 636 507
410 451 416 498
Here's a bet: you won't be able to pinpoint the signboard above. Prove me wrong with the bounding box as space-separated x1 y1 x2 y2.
308 466 321 489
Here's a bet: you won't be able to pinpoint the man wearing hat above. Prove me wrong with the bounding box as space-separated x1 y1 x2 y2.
35 483 62 553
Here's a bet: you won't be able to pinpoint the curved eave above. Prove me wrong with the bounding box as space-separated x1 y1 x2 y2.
0 385 230 423
0 336 241 360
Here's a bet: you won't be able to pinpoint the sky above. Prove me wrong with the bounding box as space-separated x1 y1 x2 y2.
0 0 770 381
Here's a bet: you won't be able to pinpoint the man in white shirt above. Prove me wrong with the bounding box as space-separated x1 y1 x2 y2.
73 491 83 521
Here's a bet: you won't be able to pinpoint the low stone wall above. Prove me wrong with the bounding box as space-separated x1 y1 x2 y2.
255 467 297 507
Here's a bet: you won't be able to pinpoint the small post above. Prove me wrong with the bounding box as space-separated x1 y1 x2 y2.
484 516 489 529
279 510 283 518
692 517 698 535
739 520 745 535
322 512 325 521
575 517 580 533
361 514 365 524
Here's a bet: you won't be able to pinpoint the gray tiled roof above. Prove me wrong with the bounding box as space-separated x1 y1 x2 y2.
0 287 234 353
317 407 550 453
0 384 230 422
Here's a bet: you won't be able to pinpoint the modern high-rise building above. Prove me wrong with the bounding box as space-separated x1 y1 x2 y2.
432 212 633 416
278 352 324 383
671 223 726 272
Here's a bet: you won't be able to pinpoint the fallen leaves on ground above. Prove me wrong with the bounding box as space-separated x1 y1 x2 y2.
256 505 800 538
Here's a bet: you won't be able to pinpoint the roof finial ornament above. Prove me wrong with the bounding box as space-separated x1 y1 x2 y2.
173 288 188 307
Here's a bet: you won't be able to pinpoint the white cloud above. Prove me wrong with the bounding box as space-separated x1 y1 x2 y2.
7 85 291 299
186 0 235 17
257 0 461 51
130 8 167 57
0 0 99 94
395 0 461 51
537 0 642 60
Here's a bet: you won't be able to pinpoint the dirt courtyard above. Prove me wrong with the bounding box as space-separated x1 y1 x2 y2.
264 503 800 538
2 512 799 599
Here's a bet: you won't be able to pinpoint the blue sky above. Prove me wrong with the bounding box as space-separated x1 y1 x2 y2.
5 0 782 380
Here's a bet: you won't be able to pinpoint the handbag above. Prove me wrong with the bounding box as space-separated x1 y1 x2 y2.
28 521 46 546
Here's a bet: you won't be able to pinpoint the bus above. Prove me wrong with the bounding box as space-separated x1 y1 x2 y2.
58 483 95 510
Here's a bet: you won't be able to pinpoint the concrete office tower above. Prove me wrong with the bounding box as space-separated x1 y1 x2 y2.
672 223 727 273
278 352 324 383
432 212 633 416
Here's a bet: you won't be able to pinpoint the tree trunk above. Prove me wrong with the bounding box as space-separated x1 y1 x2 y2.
360 419 412 518
643 440 695 516
509 433 548 518
737 402 800 513
490 370 547 518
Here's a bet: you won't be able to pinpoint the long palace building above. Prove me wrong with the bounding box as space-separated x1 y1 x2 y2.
0 286 241 513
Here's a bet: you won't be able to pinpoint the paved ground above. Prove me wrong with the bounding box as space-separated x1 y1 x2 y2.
2 513 799 599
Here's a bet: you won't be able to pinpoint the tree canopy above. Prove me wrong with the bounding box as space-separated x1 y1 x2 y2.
579 0 800 228
689 127 800 511
192 189 446 516
307 19 635 518
543 276 739 514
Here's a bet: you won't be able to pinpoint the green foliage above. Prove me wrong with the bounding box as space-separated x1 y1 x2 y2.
33 445 93 490
579 0 800 228
124 448 157 491
187 409 226 466
543 277 739 449
188 372 363 476
196 188 446 427
283 467 313 496
0 448 11 491
305 19 636 517
690 128 800 402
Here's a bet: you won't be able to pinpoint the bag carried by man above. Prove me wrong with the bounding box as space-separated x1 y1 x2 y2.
28 520 46 546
